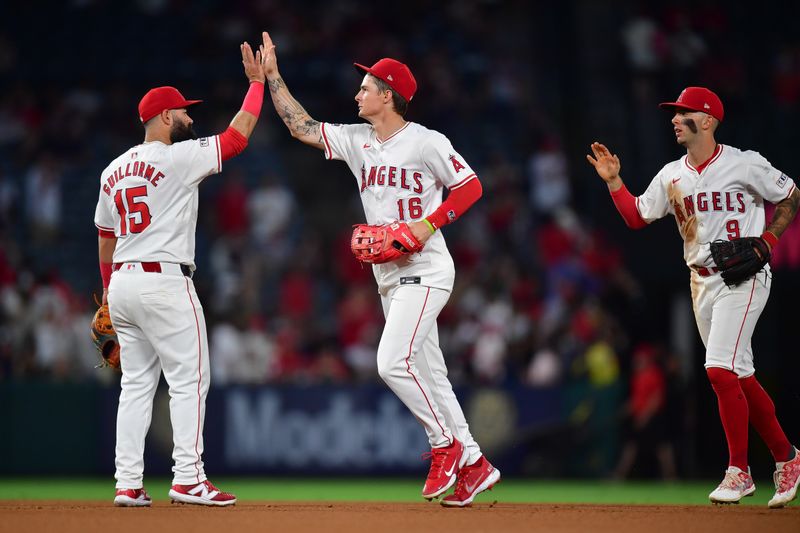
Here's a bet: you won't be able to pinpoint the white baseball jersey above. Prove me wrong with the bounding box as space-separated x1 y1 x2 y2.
321 120 485 463
636 144 797 268
94 136 222 267
321 121 477 292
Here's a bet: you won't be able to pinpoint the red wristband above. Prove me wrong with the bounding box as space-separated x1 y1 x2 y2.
242 81 264 117
100 261 113 289
610 184 648 229
761 230 778 249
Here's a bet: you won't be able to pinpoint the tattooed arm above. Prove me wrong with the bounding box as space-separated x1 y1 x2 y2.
260 32 324 150
766 187 800 241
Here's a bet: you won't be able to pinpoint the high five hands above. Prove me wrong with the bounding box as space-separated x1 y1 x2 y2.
259 31 279 78
241 41 265 84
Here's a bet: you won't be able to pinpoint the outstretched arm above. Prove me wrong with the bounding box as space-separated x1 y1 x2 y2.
228 41 266 140
217 41 266 162
260 31 324 150
587 142 647 229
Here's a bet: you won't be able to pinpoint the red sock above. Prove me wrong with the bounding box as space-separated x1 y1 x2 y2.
707 367 749 470
740 375 793 462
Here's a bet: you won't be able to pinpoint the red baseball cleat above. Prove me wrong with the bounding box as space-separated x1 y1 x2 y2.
169 479 237 506
114 487 152 507
441 456 501 507
421 438 466 500
769 447 800 508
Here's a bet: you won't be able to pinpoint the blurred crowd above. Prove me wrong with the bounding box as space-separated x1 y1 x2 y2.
0 1 797 409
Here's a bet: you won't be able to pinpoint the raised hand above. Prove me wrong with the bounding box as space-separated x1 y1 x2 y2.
260 31 279 79
241 41 265 83
586 142 621 184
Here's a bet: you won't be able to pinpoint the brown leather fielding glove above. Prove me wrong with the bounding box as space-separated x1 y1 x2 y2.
90 303 120 370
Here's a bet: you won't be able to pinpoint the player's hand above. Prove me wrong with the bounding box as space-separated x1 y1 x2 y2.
241 41 265 83
260 31 279 79
586 142 622 184
408 220 434 245
102 288 108 306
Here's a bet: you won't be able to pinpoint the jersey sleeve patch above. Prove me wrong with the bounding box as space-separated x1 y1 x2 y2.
449 154 466 173
777 173 789 189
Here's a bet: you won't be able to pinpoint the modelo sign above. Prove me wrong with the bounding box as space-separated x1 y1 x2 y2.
222 387 429 472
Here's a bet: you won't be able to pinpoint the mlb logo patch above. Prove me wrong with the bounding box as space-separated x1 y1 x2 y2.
777 173 788 189
199 137 209 147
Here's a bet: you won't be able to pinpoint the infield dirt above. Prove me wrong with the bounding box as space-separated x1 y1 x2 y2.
1 501 798 533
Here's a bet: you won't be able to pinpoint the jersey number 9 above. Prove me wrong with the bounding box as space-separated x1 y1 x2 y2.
726 219 740 240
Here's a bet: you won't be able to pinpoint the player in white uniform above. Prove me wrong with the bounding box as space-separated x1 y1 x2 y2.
587 87 800 507
259 32 499 507
95 42 266 507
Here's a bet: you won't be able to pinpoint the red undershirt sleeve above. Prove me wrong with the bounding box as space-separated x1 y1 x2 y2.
610 183 648 229
217 81 264 161
218 127 248 161
425 177 483 230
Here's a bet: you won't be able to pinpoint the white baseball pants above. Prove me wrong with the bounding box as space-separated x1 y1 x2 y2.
691 268 771 377
378 284 481 460
108 263 209 488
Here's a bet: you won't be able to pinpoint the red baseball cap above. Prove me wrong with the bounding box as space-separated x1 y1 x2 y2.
138 86 202 124
659 86 724 122
354 58 417 102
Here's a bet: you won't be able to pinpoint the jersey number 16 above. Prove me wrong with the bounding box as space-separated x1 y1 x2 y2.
397 197 422 220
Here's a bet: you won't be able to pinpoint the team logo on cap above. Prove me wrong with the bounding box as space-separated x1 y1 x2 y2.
704 103 710 109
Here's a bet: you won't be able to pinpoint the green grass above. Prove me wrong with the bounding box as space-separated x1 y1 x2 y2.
0 478 780 506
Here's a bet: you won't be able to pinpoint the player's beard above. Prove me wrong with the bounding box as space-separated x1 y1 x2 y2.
170 121 198 143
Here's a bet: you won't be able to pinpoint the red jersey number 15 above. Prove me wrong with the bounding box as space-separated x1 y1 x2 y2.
114 186 152 236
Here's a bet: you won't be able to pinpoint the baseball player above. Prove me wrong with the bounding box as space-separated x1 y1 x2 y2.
587 87 800 507
95 42 266 507
259 31 499 507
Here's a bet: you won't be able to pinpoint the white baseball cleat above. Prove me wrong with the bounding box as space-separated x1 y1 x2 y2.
709 466 755 504
768 447 800 509
114 487 152 507
169 479 236 506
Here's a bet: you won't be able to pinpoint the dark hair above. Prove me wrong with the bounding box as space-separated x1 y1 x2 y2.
371 75 408 116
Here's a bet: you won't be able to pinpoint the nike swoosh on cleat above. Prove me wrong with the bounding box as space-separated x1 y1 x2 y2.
466 467 494 494
444 462 456 477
